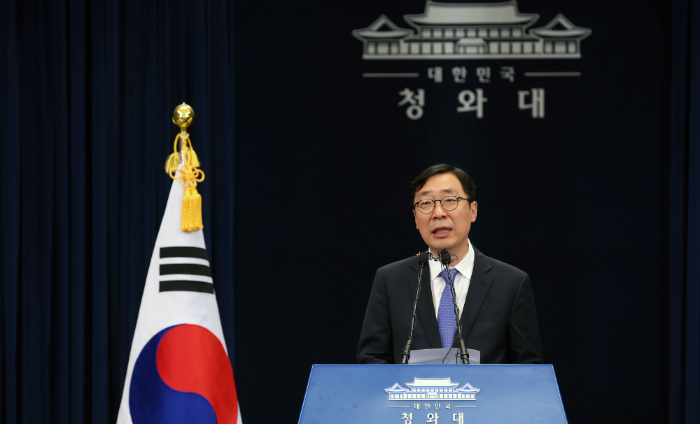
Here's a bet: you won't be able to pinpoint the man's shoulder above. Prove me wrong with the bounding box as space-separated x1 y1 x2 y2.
475 249 528 281
375 250 529 282
377 255 419 274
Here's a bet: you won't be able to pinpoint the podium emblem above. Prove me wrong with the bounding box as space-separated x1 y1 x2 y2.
385 378 480 401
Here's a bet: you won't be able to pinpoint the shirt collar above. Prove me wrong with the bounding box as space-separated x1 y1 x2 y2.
428 239 475 281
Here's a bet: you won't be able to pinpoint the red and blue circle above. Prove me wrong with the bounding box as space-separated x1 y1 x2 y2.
130 324 239 424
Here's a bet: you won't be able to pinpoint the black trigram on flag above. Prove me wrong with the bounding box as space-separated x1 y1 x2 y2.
159 247 213 293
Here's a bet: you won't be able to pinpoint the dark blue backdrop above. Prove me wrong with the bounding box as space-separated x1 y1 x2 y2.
1 1 234 423
232 0 697 423
1 0 699 423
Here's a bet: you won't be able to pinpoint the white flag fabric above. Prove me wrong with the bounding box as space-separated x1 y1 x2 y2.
117 178 241 424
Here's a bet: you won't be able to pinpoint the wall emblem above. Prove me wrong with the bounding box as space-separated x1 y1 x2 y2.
352 1 591 60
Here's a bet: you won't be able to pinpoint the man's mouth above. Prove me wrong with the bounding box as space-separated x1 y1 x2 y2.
432 226 452 237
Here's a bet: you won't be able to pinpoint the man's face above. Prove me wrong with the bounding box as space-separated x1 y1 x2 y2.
413 173 477 257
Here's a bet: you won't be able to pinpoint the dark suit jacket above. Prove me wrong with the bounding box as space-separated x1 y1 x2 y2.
357 248 543 364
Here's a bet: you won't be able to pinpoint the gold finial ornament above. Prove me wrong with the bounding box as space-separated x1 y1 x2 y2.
172 102 195 131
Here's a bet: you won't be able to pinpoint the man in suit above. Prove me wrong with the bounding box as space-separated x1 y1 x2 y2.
357 164 542 364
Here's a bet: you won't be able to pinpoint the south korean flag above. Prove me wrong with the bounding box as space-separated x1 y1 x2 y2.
117 178 242 424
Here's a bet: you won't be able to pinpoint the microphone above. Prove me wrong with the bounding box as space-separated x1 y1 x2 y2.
438 249 453 266
400 251 430 364
438 248 470 364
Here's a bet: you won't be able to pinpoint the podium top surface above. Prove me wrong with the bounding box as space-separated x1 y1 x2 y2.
299 364 567 424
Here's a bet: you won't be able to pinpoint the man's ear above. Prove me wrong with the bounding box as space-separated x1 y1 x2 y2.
413 209 418 229
471 201 478 222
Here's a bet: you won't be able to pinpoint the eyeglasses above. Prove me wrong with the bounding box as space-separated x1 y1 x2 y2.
414 195 471 214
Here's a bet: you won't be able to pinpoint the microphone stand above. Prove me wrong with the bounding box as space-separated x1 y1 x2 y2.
400 252 429 364
439 249 470 364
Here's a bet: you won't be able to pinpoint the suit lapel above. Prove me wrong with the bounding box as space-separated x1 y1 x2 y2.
460 249 494 339
409 258 441 348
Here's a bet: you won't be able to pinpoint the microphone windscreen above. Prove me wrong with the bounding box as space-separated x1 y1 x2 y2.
439 249 452 265
418 251 429 267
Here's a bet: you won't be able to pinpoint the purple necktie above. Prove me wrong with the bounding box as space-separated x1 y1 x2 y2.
438 268 460 348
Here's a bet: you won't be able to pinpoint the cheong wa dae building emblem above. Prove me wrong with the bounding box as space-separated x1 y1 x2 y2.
352 1 591 59
385 378 480 400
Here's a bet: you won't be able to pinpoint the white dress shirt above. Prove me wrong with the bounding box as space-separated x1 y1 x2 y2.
428 239 475 319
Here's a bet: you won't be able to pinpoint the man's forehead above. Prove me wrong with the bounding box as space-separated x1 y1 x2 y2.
416 173 465 196
417 187 458 196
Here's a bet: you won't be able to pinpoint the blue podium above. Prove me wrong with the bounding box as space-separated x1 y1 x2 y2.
299 365 567 423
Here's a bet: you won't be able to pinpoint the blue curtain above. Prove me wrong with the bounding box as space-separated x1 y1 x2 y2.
671 1 700 423
0 1 235 423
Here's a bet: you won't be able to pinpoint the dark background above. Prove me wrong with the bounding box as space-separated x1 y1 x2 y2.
233 0 670 422
2 0 698 423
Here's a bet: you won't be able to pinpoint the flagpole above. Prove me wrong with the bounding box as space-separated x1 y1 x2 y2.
116 102 241 423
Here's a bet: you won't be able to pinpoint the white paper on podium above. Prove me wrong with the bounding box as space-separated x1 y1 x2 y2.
407 348 481 365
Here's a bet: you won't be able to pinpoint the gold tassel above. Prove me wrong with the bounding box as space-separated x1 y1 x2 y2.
181 186 204 232
190 186 203 230
167 123 205 232
165 152 180 174
182 136 200 169
181 187 189 231
188 148 200 169
182 187 193 231
165 133 184 174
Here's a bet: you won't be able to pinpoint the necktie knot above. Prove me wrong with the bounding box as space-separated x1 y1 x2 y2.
440 268 459 286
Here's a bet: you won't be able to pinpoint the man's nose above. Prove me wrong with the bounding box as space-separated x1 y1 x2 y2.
432 201 447 218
